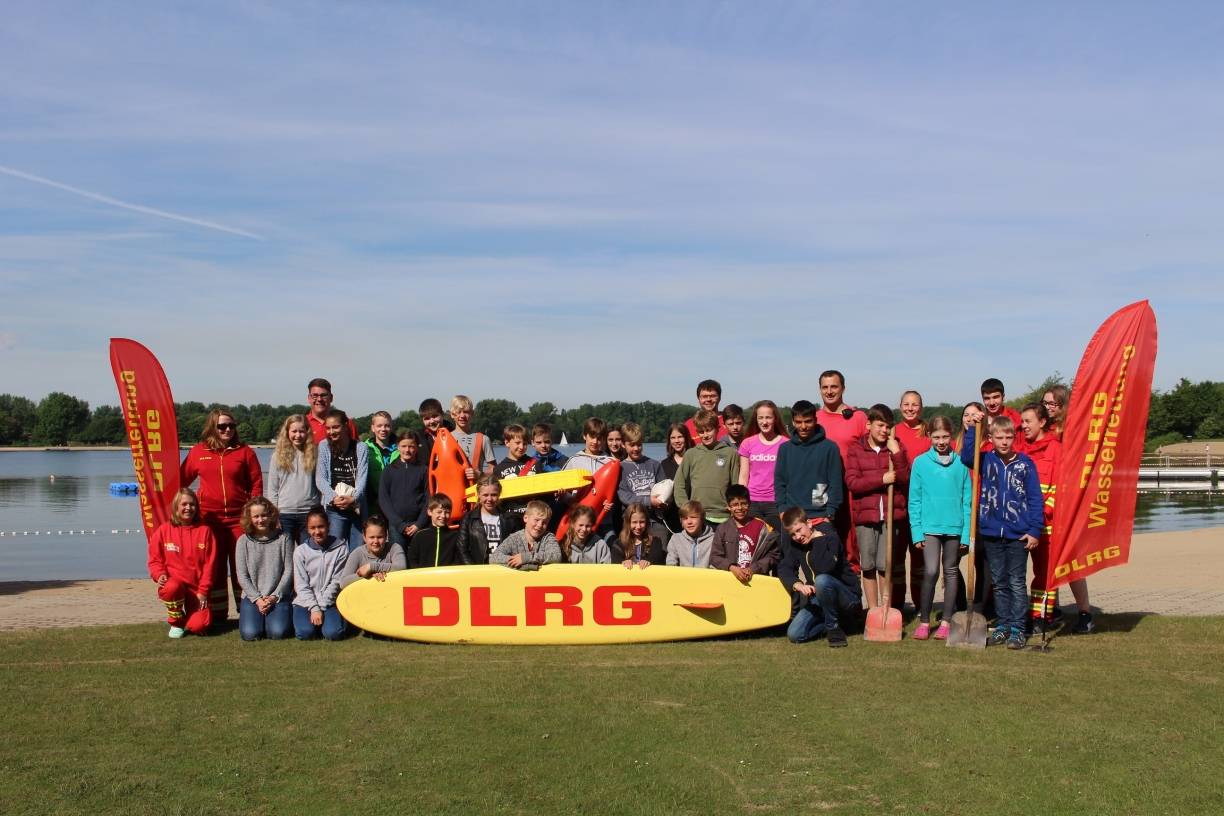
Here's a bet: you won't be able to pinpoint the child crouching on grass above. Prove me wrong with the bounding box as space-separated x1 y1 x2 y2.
492 500 562 571
340 515 406 589
292 506 349 641
148 488 218 639
778 508 861 648
235 497 294 641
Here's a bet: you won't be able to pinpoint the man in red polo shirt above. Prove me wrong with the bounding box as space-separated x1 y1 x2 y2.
815 370 868 584
684 378 729 445
304 377 358 443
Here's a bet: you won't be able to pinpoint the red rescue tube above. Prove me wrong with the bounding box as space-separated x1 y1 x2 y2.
429 427 474 527
555 460 621 540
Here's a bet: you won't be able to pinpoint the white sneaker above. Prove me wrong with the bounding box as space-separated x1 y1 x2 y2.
168 626 186 639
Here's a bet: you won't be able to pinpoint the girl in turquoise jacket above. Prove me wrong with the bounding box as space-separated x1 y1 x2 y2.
908 416 973 640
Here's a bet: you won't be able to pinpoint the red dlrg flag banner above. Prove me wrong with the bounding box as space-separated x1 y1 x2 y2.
1047 301 1157 589
108 338 180 538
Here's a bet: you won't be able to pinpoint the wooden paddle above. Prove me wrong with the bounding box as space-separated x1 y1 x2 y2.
865 441 902 642
948 419 988 649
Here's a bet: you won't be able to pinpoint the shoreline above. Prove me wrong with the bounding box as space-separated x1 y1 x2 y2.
2 526 1221 631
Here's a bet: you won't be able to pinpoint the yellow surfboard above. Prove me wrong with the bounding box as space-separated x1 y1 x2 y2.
336 564 792 645
463 469 591 502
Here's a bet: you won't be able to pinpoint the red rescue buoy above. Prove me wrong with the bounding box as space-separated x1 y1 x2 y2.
429 427 474 527
555 459 621 540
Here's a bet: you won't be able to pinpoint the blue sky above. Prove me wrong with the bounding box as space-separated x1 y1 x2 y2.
2 2 1221 415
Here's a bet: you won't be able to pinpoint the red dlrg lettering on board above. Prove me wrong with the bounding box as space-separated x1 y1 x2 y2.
402 585 652 627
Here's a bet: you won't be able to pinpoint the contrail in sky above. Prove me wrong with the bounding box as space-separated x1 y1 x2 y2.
0 164 264 240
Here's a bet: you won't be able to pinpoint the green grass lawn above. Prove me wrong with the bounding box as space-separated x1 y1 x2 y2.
3 615 1223 816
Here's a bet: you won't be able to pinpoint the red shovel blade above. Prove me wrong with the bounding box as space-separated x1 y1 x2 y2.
864 606 903 642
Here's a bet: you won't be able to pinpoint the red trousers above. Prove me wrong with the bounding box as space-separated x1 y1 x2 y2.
157 578 212 634
1029 538 1057 621
203 516 242 618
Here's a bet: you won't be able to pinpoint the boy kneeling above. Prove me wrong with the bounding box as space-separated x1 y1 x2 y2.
778 507 861 647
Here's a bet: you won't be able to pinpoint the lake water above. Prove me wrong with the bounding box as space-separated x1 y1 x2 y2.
1 448 1220 581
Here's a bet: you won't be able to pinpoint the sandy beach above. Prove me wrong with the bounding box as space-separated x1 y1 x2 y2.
1 526 1220 631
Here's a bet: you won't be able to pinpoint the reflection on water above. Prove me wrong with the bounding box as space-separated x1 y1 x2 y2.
0 475 89 510
0 450 1219 581
1134 491 1223 533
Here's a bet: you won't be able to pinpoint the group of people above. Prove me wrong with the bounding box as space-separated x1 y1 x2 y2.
148 373 1095 647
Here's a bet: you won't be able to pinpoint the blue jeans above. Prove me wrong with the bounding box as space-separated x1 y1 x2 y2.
280 512 307 546
327 508 363 551
983 536 1028 635
238 597 293 641
292 605 348 640
787 574 861 643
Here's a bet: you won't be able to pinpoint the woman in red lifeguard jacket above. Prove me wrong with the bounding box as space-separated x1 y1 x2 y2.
180 408 264 618
1019 402 1061 633
148 488 219 638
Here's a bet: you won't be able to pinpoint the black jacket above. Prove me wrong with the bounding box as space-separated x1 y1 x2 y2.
609 535 666 566
777 520 859 604
407 525 463 569
458 508 524 565
378 459 429 535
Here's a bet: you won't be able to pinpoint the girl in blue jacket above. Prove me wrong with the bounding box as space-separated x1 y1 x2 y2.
908 416 973 640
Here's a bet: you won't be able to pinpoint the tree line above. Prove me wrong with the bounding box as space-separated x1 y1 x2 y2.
2 378 1219 448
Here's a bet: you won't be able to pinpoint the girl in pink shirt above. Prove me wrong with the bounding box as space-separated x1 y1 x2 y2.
737 400 787 531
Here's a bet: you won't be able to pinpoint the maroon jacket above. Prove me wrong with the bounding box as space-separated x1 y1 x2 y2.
844 436 909 523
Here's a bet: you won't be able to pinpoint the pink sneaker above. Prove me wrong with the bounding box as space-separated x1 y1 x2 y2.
913 622 931 640
934 621 950 640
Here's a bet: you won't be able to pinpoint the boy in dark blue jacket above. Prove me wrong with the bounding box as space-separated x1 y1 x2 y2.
962 417 1044 649
379 433 429 550
773 400 844 523
777 508 860 647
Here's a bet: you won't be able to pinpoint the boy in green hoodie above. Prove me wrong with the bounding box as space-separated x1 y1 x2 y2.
674 410 741 525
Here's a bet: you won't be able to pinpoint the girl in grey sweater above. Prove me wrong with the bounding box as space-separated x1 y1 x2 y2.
340 516 407 589
235 497 295 641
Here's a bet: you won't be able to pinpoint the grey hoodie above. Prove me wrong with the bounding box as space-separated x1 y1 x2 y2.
292 535 349 612
567 536 612 564
235 532 295 602
339 542 407 589
665 524 715 567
